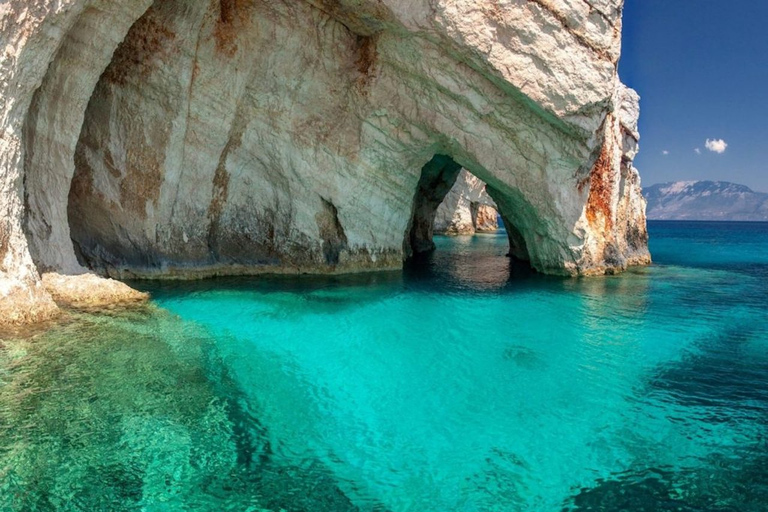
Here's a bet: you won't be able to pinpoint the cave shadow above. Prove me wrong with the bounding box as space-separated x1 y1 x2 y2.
403 245 539 293
401 154 536 290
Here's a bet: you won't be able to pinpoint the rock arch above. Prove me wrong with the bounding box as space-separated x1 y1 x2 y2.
404 157 532 266
1 0 651 325
404 154 464 258
433 170 501 237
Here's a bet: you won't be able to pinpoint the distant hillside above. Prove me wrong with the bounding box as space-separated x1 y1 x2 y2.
644 181 768 221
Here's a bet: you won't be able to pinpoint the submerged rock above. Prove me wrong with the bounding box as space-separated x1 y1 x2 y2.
0 309 370 510
41 273 149 311
0 0 650 325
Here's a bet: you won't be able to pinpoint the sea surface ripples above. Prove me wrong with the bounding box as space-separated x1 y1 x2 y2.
1 221 767 511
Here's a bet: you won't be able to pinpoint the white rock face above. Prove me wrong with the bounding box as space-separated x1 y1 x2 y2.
0 0 650 326
434 170 498 235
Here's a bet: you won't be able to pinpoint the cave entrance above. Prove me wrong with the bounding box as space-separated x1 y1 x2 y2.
403 155 530 265
20 0 540 284
433 169 502 237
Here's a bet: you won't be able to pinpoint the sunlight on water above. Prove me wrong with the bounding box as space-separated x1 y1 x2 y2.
1 222 767 511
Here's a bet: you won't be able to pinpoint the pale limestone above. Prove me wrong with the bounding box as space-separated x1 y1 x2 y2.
41 272 149 310
434 170 498 235
0 0 650 326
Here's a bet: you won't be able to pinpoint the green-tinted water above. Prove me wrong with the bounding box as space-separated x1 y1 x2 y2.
2 221 767 510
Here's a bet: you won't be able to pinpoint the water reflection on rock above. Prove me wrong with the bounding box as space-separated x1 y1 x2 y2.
405 233 533 292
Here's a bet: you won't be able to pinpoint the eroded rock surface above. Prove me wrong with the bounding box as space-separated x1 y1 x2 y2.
434 169 499 236
1 0 650 326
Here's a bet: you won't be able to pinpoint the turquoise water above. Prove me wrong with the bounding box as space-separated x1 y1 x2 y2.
2 221 767 510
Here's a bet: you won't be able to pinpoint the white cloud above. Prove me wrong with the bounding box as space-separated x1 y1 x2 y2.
705 138 728 154
694 148 701 155
662 150 669 155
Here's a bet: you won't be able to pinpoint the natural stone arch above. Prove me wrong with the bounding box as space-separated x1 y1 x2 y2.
68 0 415 278
1 0 651 326
403 155 532 268
22 1 154 276
433 170 500 237
404 154 464 257
63 0 602 278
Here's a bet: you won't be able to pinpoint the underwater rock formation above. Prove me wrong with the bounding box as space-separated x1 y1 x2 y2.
434 169 499 236
0 0 650 325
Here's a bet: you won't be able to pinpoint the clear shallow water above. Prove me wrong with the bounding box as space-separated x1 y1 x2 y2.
2 221 767 511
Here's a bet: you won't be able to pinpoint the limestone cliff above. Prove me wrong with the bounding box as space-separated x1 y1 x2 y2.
0 0 650 326
434 170 499 235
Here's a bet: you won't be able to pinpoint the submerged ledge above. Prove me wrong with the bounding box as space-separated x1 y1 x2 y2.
0 251 653 333
97 252 405 281
0 274 149 335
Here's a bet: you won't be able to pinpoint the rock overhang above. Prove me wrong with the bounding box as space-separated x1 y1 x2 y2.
0 0 650 327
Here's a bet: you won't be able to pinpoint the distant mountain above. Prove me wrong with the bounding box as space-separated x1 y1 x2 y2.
644 181 768 221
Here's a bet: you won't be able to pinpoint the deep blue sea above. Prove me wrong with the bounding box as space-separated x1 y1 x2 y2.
2 221 767 511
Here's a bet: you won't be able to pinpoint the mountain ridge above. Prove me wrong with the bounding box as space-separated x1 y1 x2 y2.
645 180 768 221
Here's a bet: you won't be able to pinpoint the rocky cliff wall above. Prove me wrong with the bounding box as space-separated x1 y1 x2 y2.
0 0 650 326
434 170 498 235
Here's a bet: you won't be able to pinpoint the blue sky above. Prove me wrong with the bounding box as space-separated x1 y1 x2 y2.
620 0 768 191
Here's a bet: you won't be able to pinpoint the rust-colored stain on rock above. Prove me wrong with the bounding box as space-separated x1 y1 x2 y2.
0 221 9 271
586 137 615 230
119 152 163 217
355 35 378 93
208 159 231 224
214 0 253 57
104 8 177 85
355 35 377 75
